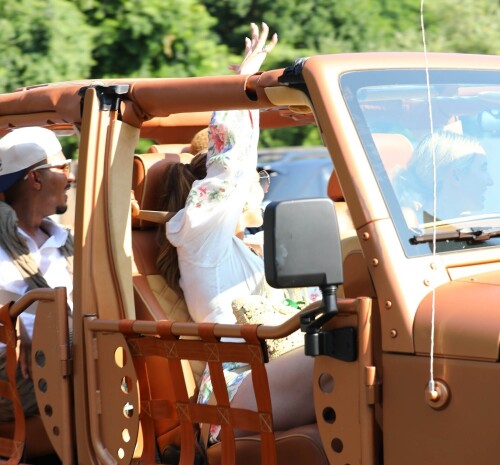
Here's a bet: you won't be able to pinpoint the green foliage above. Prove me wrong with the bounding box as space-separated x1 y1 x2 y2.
202 0 423 58
81 0 230 78
1 0 499 147
260 126 323 149
417 0 500 55
0 0 94 93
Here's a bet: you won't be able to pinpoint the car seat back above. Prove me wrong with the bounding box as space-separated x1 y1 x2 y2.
372 132 413 180
131 150 201 454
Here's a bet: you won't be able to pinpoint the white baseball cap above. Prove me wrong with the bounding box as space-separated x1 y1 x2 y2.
0 127 62 192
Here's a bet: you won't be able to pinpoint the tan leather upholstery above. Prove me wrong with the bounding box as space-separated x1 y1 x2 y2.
131 151 195 325
131 151 201 453
207 424 328 465
130 151 329 465
327 170 343 202
147 143 191 154
327 132 413 203
132 151 193 229
372 132 413 179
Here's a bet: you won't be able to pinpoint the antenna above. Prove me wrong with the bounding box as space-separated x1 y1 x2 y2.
420 0 439 400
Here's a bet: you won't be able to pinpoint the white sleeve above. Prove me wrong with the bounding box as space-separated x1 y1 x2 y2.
167 109 260 265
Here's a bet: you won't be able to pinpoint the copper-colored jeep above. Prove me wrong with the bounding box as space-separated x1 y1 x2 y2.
1 52 500 465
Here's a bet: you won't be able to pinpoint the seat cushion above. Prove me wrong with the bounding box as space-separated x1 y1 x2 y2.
207 423 328 465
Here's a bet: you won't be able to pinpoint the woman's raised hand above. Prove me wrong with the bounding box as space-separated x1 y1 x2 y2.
230 22 278 76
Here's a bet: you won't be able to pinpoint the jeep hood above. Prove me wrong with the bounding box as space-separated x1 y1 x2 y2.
414 270 500 361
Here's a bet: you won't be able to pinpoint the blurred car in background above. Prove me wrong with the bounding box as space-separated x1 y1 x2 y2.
257 146 333 206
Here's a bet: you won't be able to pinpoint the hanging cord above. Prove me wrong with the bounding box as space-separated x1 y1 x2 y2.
420 0 439 397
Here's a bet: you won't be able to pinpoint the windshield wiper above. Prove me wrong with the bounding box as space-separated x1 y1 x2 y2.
411 227 500 244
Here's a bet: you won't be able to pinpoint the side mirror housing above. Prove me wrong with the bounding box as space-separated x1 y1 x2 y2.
263 199 355 360
263 198 344 291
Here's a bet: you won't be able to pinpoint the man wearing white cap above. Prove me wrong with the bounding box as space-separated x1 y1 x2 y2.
0 127 75 457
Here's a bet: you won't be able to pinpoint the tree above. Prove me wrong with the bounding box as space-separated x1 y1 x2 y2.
1 0 498 147
415 0 500 55
0 0 94 93
200 0 500 146
80 0 231 79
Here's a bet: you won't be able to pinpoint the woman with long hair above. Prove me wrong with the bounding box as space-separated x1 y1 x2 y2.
156 23 316 443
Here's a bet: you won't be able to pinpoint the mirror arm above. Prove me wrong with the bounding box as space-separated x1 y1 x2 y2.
300 284 357 362
300 284 339 333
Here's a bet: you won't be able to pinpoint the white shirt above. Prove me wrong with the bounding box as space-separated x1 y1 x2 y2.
0 218 73 348
167 110 278 324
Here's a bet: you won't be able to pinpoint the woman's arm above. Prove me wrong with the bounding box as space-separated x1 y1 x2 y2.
167 24 278 261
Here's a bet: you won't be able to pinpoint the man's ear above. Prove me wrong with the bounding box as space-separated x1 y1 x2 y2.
25 170 42 191
447 167 463 185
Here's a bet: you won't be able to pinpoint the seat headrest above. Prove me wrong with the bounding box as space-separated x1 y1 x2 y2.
327 171 344 202
372 133 413 178
148 143 191 154
132 152 193 228
327 133 413 202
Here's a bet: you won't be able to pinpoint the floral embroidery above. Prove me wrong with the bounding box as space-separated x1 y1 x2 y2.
208 152 232 168
308 290 321 302
186 180 233 208
210 122 236 155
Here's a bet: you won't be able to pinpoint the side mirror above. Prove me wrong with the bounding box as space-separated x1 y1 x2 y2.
263 198 344 313
264 198 356 361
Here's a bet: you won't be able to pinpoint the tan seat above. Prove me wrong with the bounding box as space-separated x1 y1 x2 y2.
207 424 326 465
131 152 328 465
131 151 195 324
147 143 190 154
131 151 201 455
372 132 413 180
373 132 418 226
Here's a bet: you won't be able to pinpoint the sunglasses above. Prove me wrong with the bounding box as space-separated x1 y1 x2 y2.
24 160 72 180
258 169 271 192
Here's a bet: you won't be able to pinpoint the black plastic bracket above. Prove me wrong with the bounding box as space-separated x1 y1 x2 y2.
304 327 357 361
278 57 310 95
78 83 130 115
299 285 357 361
278 57 308 86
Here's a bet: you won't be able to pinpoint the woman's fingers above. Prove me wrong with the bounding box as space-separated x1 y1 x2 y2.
261 33 278 54
254 22 270 53
250 22 260 49
229 22 278 75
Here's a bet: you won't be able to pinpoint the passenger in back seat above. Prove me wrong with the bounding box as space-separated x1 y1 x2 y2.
156 23 316 444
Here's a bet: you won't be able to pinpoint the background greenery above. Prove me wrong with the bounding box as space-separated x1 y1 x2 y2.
1 0 499 147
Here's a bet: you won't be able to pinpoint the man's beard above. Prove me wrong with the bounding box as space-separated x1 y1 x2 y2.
55 205 68 215
55 184 72 215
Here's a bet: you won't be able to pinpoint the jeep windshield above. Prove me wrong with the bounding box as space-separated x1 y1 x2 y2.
341 69 500 256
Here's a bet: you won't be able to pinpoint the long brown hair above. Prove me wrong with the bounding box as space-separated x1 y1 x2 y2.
157 151 207 295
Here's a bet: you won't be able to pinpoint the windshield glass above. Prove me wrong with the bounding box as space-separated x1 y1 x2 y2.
341 69 500 256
